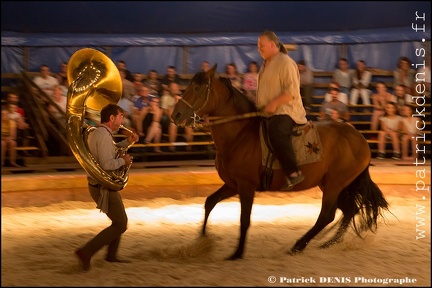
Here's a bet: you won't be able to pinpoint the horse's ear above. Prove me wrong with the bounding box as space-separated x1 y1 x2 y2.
207 64 217 78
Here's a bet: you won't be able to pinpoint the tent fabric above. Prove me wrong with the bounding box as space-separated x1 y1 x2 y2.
1 1 430 35
1 27 430 47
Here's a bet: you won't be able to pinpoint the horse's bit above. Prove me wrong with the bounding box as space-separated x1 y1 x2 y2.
178 78 211 128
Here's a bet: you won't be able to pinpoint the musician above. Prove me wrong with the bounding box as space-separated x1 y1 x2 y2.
75 103 138 272
256 30 307 190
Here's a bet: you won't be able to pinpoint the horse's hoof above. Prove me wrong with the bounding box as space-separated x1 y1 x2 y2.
287 248 302 256
225 254 242 261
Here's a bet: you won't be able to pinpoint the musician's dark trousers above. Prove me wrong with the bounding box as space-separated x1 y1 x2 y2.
267 114 298 176
80 183 128 259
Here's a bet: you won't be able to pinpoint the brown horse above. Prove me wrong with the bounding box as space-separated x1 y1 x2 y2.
171 65 389 260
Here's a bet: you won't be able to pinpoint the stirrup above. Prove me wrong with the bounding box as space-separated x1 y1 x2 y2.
281 173 305 191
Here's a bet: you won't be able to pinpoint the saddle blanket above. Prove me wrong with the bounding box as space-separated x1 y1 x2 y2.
260 121 323 169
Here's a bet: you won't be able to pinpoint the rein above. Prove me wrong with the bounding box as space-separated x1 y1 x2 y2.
178 75 267 128
204 111 266 126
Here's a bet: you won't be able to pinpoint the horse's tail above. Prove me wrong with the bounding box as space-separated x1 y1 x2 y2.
337 166 389 237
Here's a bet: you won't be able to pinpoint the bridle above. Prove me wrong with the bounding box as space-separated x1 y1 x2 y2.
178 77 265 128
178 78 211 128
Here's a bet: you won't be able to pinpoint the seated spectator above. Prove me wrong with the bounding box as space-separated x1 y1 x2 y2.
332 58 353 95
400 104 420 160
1 106 19 167
330 108 354 128
393 56 416 95
7 93 26 121
56 62 69 95
324 81 348 105
132 72 144 95
117 94 134 128
393 84 413 114
144 69 163 96
33 64 59 97
139 97 163 152
161 82 194 152
370 82 395 131
7 93 29 145
120 69 135 101
242 61 258 103
116 60 134 82
225 63 243 91
297 60 314 111
320 82 350 122
200 61 211 72
132 85 155 136
376 102 403 160
161 65 181 95
349 60 371 106
48 85 67 127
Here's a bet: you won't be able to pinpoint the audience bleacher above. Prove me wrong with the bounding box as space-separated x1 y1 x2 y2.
1 67 430 169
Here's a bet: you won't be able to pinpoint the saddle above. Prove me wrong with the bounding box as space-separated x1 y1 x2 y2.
258 120 323 191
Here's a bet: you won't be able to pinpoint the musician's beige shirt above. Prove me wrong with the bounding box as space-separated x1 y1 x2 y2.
86 124 129 185
256 52 307 124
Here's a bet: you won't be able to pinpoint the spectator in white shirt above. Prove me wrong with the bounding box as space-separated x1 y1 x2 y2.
33 64 59 97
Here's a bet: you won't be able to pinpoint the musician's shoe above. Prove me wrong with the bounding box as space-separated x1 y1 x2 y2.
281 172 305 191
105 257 131 263
75 248 91 272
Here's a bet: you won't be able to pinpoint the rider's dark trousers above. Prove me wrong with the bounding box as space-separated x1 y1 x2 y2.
267 114 298 176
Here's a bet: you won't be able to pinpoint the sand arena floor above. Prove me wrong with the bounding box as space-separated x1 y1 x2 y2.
1 162 430 287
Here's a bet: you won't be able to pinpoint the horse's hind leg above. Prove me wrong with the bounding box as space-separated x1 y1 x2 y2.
202 184 237 236
319 217 350 249
290 197 338 254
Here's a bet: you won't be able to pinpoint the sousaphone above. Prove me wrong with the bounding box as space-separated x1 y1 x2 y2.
66 48 131 190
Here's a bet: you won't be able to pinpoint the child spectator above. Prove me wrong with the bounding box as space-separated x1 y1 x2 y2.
376 102 403 160
1 106 19 167
370 82 395 131
225 63 243 91
242 61 258 103
324 81 348 105
393 84 413 114
393 56 415 95
320 82 350 121
349 60 371 106
161 82 194 152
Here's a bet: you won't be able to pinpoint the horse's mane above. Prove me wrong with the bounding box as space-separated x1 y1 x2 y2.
191 72 257 113
218 76 257 113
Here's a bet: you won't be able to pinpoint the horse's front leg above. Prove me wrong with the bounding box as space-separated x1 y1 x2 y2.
202 184 237 236
226 183 255 260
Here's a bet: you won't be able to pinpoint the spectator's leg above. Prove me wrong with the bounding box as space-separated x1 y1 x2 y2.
8 139 18 166
1 140 6 166
390 132 400 153
401 134 409 159
350 89 359 106
168 122 177 151
361 89 371 105
377 131 386 154
184 127 194 151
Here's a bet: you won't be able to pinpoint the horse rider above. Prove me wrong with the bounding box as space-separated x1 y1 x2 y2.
256 30 307 190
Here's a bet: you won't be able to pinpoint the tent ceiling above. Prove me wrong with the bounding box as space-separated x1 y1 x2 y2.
1 1 430 34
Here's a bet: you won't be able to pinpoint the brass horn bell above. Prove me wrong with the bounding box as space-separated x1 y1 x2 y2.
66 48 129 190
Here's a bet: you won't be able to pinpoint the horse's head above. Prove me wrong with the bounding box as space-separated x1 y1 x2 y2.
172 64 219 128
